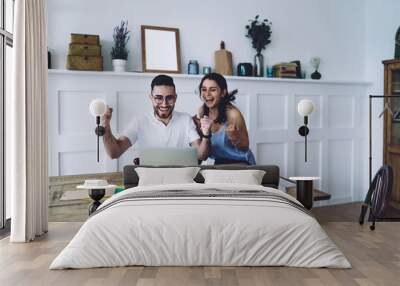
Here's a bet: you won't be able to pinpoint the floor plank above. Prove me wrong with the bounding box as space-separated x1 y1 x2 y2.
1 219 399 285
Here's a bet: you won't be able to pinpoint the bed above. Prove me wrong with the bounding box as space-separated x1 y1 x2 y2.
50 165 350 269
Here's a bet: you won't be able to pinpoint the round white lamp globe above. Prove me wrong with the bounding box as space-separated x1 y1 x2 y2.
89 99 107 117
297 99 315 117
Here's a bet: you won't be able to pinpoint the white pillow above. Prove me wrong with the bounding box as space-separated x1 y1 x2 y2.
200 169 266 185
135 167 200 186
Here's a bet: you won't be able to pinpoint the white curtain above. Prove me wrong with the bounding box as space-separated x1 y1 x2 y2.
10 0 48 242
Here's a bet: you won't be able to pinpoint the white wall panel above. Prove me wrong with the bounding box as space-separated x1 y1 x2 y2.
328 95 355 128
59 151 104 175
257 94 288 130
294 140 322 189
58 91 106 135
257 143 288 177
327 140 353 201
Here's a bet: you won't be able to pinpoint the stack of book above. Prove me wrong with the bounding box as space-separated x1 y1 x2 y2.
273 63 298 78
67 33 103 71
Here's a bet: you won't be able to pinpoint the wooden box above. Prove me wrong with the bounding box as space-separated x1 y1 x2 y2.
68 43 101 57
70 33 100 45
273 63 298 78
67 55 103 71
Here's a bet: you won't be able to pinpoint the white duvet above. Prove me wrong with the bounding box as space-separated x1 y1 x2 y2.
50 183 351 269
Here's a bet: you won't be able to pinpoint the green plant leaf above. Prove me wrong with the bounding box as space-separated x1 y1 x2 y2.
111 20 131 60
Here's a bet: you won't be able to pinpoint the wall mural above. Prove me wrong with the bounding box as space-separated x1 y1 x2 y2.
92 73 256 166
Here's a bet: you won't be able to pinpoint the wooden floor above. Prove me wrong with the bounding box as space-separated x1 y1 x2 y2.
1 206 400 285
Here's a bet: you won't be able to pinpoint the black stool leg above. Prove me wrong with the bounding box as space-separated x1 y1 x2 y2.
370 215 376 231
359 204 368 225
88 189 105 215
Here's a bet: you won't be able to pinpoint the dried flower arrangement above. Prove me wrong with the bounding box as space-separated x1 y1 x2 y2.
245 15 272 54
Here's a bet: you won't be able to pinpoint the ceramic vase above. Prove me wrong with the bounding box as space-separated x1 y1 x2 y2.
254 52 264 77
112 59 127 72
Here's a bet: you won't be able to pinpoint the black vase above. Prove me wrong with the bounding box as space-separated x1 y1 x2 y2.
311 70 321 80
253 52 264 77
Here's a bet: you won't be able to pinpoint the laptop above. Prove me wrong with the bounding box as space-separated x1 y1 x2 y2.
140 147 198 166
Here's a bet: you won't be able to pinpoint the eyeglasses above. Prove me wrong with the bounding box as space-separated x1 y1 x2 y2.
152 95 176 105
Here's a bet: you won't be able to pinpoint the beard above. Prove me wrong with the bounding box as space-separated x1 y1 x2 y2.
153 105 174 119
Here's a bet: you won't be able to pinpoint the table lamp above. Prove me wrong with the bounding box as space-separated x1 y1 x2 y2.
89 99 107 162
297 99 314 162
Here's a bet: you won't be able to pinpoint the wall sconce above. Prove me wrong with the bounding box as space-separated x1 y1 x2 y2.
297 99 315 162
89 99 107 162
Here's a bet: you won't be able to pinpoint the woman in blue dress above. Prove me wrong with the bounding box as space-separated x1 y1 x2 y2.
193 73 256 165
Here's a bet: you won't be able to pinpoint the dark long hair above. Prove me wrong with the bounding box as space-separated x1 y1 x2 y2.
198 73 238 124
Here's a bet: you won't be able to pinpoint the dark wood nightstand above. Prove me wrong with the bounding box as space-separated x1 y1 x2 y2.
288 177 321 210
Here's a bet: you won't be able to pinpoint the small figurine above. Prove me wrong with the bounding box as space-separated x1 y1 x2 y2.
310 57 321 80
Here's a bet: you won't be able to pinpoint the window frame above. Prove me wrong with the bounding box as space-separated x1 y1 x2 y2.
0 0 13 231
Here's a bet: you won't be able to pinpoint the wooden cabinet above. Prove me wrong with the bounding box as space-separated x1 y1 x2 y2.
383 59 400 202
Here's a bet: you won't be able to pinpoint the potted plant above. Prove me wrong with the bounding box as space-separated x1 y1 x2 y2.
111 20 130 72
245 15 272 77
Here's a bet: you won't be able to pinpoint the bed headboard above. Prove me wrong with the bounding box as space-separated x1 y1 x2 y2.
123 165 280 189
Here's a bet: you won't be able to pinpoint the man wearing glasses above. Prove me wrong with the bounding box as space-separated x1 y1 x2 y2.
102 75 212 161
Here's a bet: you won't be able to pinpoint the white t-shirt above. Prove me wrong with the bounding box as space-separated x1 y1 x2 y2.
123 111 200 150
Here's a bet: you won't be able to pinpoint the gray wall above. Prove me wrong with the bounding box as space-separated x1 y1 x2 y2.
47 0 366 80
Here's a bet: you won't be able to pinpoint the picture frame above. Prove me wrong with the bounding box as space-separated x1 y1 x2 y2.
141 25 181 73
